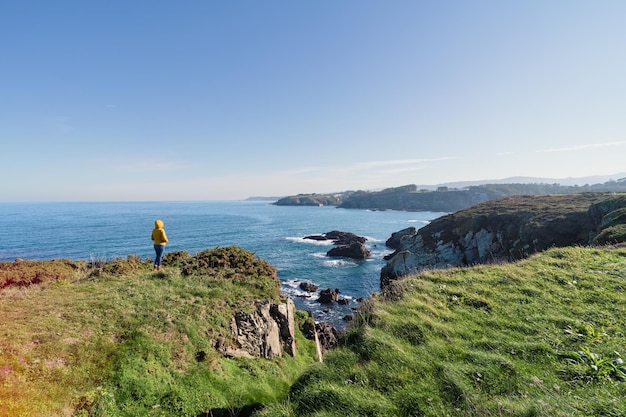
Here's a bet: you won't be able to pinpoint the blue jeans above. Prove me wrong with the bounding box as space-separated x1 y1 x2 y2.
154 245 165 267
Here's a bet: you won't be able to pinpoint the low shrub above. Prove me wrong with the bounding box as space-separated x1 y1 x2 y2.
0 259 85 289
181 246 276 279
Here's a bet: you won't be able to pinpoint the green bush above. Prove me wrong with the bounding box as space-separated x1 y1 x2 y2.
181 246 276 279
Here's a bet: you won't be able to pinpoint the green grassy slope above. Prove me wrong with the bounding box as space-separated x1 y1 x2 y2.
264 246 626 417
3 245 625 417
0 247 318 417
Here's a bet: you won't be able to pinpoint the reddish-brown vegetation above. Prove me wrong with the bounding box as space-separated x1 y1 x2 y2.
0 259 85 290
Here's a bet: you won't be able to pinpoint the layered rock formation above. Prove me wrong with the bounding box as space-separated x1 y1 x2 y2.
226 299 296 358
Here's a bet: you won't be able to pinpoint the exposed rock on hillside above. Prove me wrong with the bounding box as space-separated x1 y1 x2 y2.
315 322 340 352
385 226 417 251
381 193 626 288
227 299 296 358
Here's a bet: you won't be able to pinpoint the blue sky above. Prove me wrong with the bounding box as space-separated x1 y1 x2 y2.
2 1 625 201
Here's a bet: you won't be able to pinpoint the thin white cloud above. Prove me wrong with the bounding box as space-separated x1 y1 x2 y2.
536 141 626 153
352 157 458 169
379 165 429 175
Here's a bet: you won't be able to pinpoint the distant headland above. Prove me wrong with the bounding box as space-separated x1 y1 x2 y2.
272 175 626 212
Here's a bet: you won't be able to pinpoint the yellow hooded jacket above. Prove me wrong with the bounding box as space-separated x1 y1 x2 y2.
151 220 168 246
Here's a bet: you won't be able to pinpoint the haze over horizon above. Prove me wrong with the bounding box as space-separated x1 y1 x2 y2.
2 1 625 202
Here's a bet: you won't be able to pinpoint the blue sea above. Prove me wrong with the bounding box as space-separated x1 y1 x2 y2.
0 201 444 326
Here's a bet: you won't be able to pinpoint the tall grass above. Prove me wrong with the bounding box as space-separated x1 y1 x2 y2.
270 246 626 417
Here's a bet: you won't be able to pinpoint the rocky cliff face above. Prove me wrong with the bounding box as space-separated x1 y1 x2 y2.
225 299 296 358
381 193 626 288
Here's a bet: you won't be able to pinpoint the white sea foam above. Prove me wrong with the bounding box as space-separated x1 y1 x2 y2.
285 236 334 246
281 279 317 299
408 219 430 225
323 259 358 268
283 279 302 289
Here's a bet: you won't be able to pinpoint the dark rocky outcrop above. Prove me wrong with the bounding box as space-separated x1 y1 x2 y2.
305 230 371 260
315 322 340 352
317 288 340 304
381 193 626 288
326 242 371 259
304 230 367 245
385 226 417 251
299 282 319 292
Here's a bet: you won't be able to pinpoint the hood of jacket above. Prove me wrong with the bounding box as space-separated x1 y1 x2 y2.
154 219 164 229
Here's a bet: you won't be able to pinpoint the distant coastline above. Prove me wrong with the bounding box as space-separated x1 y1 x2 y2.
271 175 626 212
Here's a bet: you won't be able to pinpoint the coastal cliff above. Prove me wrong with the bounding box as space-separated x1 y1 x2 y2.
381 193 626 287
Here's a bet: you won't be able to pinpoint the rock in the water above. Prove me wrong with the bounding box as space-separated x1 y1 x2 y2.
317 288 340 304
299 282 319 292
304 230 367 245
326 242 371 259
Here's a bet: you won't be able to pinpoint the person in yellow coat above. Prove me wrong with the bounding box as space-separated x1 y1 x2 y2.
151 219 168 271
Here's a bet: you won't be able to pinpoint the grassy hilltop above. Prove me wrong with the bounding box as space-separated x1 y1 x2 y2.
0 247 318 417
